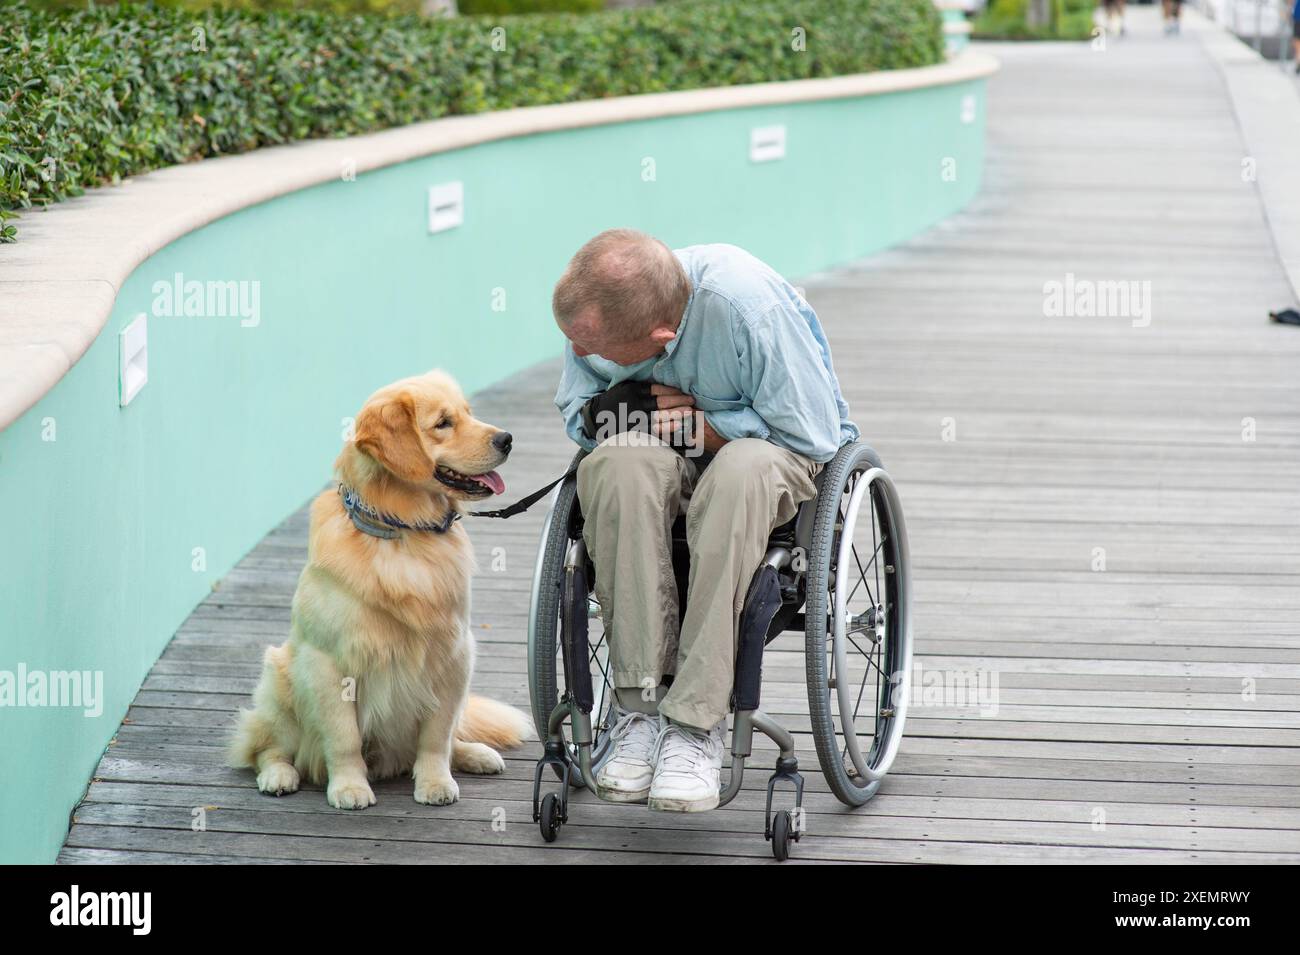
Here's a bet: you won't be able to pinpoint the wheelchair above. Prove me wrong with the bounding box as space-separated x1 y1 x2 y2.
527 441 912 861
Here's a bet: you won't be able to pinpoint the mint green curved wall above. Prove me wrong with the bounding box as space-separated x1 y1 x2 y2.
0 77 987 862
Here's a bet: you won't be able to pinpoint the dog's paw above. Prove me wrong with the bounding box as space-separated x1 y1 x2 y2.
414 775 460 806
256 762 301 797
454 741 506 775
327 777 376 810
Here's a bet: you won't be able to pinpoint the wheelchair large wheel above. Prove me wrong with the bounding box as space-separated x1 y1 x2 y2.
804 443 913 807
527 454 615 788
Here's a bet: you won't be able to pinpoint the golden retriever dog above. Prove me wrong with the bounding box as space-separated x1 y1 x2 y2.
229 369 531 809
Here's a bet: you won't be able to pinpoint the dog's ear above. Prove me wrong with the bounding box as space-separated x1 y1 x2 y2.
354 391 432 483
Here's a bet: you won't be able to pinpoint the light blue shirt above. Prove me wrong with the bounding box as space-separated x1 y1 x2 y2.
554 243 858 463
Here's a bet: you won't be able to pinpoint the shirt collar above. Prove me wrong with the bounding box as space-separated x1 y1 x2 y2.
661 286 694 359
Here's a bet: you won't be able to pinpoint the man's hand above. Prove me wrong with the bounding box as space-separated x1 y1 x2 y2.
697 415 727 453
649 385 727 454
649 383 695 412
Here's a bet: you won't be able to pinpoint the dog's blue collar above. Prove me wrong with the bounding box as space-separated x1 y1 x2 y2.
338 483 460 539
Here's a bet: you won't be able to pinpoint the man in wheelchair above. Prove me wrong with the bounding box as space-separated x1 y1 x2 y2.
552 229 858 812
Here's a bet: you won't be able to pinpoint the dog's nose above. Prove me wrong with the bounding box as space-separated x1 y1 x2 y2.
492 431 513 454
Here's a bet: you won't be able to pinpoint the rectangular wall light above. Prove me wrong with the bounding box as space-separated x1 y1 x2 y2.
428 181 465 233
749 125 787 163
119 313 148 407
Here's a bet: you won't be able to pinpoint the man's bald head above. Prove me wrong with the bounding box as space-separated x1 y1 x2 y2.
552 229 692 348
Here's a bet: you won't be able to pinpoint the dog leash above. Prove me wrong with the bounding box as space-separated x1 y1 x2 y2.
470 464 579 520
339 465 578 538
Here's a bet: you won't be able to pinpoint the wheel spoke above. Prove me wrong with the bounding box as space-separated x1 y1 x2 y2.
848 632 889 760
846 546 873 606
588 632 614 730
870 490 882 614
587 632 606 670
850 652 872 723
844 630 890 681
847 538 885 606
843 639 882 761
856 536 886 574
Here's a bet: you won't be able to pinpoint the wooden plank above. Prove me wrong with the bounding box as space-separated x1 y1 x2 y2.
57 848 321 865
61 821 1300 866
78 780 1300 831
104 723 1300 768
69 801 1300 854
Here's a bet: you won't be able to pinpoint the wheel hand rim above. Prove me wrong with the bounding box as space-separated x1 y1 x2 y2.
832 467 908 783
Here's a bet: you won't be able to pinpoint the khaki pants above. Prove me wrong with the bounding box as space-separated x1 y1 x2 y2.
576 433 819 731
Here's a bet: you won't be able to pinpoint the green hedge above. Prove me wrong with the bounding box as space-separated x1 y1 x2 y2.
972 0 1095 41
0 0 943 241
24 1 418 12
25 1 602 14
458 0 604 14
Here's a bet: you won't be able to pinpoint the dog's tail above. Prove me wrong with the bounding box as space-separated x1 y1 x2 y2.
227 644 295 769
227 708 265 769
458 695 533 750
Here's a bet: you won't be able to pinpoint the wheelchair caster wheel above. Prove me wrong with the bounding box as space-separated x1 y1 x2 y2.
771 810 794 862
539 792 562 843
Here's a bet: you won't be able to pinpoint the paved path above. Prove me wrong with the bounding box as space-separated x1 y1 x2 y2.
61 10 1300 863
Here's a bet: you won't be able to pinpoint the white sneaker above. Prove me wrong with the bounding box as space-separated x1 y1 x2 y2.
594 707 661 803
647 720 725 813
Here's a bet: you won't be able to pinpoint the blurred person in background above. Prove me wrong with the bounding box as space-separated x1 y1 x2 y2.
1293 0 1300 73
1162 0 1183 34
1102 0 1126 36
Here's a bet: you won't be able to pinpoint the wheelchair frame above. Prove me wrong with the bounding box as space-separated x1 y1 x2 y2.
528 441 912 861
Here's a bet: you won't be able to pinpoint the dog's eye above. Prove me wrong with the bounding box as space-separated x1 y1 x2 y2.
434 418 452 430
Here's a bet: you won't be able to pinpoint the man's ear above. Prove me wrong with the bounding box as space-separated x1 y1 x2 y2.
354 391 432 483
649 325 676 347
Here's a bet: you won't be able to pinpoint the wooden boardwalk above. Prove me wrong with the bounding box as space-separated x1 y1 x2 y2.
61 16 1300 864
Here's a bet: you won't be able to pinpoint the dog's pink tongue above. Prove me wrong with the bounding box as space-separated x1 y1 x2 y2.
473 471 506 495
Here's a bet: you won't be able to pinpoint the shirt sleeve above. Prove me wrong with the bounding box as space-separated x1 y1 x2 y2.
703 407 771 443
554 341 611 451
712 304 844 463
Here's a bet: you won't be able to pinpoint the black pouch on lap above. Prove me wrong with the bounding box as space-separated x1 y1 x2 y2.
733 564 782 712
580 380 657 442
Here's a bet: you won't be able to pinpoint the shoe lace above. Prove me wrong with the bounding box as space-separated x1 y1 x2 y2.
606 709 659 763
654 723 722 776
